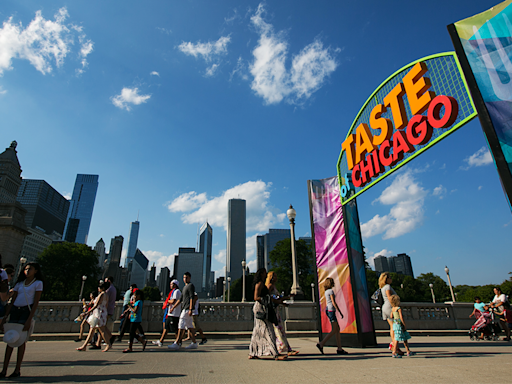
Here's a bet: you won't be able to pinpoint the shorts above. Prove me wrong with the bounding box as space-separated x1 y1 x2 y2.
165 316 179 333
9 306 30 324
178 310 194 330
192 315 201 330
326 309 337 323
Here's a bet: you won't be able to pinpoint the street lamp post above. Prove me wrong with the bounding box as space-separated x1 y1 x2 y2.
241 260 246 303
429 283 436 303
79 275 87 301
444 266 456 302
222 280 226 302
227 277 231 302
287 205 303 299
311 283 315 302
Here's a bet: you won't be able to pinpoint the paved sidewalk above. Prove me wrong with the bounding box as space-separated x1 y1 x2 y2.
1 336 510 383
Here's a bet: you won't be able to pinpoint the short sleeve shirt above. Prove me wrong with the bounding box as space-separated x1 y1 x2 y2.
325 289 335 311
474 302 487 312
169 289 182 317
123 290 132 306
181 283 195 311
130 300 142 322
13 280 43 307
106 284 117 315
381 284 395 306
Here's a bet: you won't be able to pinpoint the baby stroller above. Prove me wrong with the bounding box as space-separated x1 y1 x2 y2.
469 309 501 341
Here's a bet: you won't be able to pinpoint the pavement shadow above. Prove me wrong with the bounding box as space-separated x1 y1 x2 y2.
2 373 185 383
23 360 135 367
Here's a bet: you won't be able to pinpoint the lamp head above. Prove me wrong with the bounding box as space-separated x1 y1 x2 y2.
429 283 433 288
444 266 449 274
241 260 246 268
82 275 87 281
287 205 296 221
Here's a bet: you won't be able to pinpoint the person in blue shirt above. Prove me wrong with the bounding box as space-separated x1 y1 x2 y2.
469 297 488 318
123 289 147 353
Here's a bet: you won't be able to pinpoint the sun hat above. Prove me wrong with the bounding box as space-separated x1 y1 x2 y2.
3 323 28 348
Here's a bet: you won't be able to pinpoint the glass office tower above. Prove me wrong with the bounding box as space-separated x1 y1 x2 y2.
63 174 99 244
124 220 140 267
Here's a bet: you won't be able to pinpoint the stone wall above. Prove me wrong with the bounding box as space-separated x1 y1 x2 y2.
30 301 477 333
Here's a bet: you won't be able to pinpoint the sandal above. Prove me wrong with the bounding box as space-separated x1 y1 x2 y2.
274 354 288 360
337 349 349 355
122 349 132 353
248 355 259 359
287 350 299 356
316 343 324 355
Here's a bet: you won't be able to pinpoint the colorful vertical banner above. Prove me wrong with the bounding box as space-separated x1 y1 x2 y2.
449 0 512 210
308 176 376 347
343 200 374 333
309 177 356 335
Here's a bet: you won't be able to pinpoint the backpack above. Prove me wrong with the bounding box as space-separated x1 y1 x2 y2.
371 288 384 306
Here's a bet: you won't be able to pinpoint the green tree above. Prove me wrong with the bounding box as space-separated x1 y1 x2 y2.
142 286 161 301
269 238 315 300
227 274 254 302
416 273 450 302
37 242 101 301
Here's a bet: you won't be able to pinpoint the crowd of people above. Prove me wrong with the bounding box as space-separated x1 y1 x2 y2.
0 258 510 377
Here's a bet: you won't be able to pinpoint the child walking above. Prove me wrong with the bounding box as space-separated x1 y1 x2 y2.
389 295 413 358
316 277 348 355
123 290 147 353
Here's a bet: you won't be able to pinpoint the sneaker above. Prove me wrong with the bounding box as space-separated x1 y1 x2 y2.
155 340 163 347
199 338 208 345
185 342 198 349
168 343 180 350
392 353 402 358
406 352 415 357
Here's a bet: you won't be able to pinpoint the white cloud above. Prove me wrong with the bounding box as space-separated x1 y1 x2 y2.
361 170 427 240
157 27 172 35
249 4 338 105
165 180 285 232
143 250 177 273
178 35 230 62
432 185 446 199
478 185 483 190
461 147 493 170
0 8 93 76
63 192 71 200
230 56 248 81
111 87 151 111
166 191 208 212
150 71 160 76
0 86 6 95
205 63 219 77
214 249 226 263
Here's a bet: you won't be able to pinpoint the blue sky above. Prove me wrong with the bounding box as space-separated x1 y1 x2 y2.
0 0 510 287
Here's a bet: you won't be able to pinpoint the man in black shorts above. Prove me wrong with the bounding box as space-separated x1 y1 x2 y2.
153 280 181 347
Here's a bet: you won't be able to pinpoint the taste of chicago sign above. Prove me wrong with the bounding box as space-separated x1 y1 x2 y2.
337 52 477 204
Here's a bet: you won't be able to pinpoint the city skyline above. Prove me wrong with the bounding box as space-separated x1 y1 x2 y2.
1 1 510 286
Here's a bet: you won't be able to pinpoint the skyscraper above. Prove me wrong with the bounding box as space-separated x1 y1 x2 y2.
94 238 106 268
227 198 246 282
175 247 203 295
129 248 149 289
157 267 171 297
374 255 389 274
17 179 70 236
256 229 290 270
199 222 212 293
124 220 140 267
104 235 123 281
63 174 99 244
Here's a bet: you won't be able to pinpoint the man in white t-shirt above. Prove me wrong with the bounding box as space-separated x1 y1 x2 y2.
153 280 181 347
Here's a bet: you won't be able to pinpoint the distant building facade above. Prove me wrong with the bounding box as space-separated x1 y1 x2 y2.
227 199 246 282
104 235 123 281
175 247 204 296
0 141 29 267
199 222 212 294
256 229 290 270
157 267 171 298
63 174 99 244
124 220 140 268
147 263 156 287
129 248 149 289
374 253 414 278
215 276 225 298
94 238 106 268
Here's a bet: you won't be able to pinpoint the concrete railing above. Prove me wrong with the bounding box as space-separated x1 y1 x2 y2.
30 301 476 333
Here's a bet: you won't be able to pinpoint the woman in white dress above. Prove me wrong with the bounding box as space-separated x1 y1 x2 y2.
76 282 112 352
0 262 44 379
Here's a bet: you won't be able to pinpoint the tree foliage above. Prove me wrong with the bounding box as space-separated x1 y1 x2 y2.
269 238 315 300
142 286 161 301
37 242 101 301
227 273 254 302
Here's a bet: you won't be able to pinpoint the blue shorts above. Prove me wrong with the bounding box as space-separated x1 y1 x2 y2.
9 306 30 324
326 309 337 322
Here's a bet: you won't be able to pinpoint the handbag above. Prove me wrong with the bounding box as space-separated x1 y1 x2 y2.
255 295 268 320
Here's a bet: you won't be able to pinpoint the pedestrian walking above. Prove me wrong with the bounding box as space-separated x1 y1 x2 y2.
75 291 97 343
389 295 413 357
315 277 348 355
168 272 198 350
0 262 44 378
116 284 137 343
248 268 287 360
379 272 403 355
153 280 181 347
76 282 112 352
123 289 147 353
184 293 207 345
265 271 297 355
